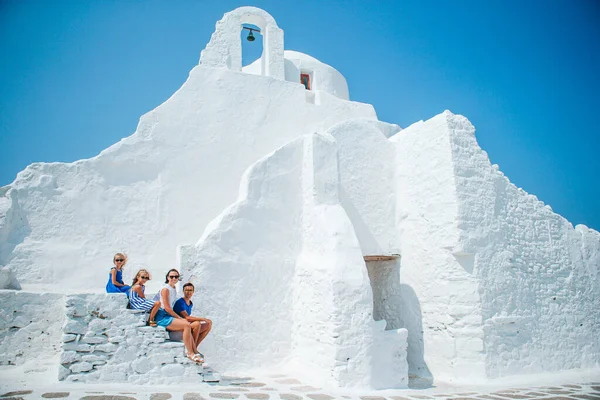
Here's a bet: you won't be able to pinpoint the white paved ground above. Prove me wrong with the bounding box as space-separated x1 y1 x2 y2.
1 360 599 400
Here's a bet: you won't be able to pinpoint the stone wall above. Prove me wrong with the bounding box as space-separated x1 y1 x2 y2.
446 112 600 378
0 291 64 365
59 294 205 384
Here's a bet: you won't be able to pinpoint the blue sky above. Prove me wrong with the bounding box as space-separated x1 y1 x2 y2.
1 0 599 230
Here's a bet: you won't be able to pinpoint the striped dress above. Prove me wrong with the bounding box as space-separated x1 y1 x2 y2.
128 285 155 311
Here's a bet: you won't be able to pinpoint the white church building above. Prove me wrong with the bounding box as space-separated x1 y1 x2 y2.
0 7 598 390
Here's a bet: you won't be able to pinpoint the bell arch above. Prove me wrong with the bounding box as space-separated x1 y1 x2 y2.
199 7 285 80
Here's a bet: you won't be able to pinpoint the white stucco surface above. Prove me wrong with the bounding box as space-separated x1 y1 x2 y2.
180 134 408 389
284 51 350 100
178 136 304 374
391 111 600 383
327 119 397 255
446 114 600 377
0 62 375 292
200 7 285 79
243 50 351 101
392 112 488 383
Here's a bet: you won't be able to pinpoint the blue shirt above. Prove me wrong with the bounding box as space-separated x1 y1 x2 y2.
173 297 193 317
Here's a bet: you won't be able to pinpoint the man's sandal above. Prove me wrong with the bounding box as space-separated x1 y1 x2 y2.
195 352 205 363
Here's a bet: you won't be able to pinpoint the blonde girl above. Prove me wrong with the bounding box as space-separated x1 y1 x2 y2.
105 253 130 293
129 269 160 327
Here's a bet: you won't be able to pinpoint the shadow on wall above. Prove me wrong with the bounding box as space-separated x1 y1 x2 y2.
340 187 382 254
366 260 432 387
0 190 32 272
400 283 432 387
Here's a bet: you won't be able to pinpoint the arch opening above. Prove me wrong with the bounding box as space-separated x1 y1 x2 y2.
241 23 264 75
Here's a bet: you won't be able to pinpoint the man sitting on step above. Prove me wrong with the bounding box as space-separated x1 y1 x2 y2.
173 282 213 363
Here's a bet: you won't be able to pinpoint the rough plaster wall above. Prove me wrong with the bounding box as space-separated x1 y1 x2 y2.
244 51 351 101
446 114 600 377
200 7 285 79
391 112 485 383
179 137 304 373
284 51 350 100
327 119 397 255
0 291 64 365
180 134 407 389
290 134 407 389
0 64 375 291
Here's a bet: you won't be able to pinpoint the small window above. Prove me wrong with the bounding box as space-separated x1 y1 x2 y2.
300 73 311 90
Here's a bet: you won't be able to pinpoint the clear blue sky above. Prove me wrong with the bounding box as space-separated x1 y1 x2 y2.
1 1 599 230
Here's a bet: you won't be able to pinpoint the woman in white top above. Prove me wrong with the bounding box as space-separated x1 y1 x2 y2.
153 268 201 363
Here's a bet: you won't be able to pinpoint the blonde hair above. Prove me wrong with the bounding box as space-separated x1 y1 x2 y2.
132 268 151 287
113 253 127 269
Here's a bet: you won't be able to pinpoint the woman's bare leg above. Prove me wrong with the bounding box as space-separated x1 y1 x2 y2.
167 319 195 356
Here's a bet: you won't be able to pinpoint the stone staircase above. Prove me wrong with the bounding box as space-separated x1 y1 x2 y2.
59 293 216 384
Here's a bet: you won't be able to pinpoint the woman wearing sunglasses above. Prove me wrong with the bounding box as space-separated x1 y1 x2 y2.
105 253 131 293
128 269 160 327
154 269 202 363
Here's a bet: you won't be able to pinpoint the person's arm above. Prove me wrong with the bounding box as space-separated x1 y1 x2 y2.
110 268 124 287
132 285 144 298
178 310 207 323
161 288 182 319
178 305 209 323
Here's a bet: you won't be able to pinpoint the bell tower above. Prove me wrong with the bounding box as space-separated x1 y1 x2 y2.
200 7 285 80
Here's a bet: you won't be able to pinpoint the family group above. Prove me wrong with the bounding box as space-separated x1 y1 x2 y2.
105 253 211 364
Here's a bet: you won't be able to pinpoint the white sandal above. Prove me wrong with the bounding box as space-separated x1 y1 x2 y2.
186 353 203 364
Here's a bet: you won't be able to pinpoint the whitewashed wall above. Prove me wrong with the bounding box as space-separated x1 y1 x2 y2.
391 111 600 383
327 119 397 255
178 136 304 374
446 113 600 377
244 50 351 101
290 134 407 389
180 134 408 390
0 291 64 365
391 112 487 383
201 7 285 79
0 62 375 291
284 51 350 100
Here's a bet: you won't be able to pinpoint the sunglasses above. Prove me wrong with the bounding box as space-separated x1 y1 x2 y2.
140 276 150 280
114 259 125 262
168 275 180 279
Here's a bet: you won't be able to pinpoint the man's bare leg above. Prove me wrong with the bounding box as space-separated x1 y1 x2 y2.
190 321 202 353
196 319 212 348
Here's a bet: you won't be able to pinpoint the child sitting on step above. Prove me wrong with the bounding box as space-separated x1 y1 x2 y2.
106 253 131 293
128 269 160 326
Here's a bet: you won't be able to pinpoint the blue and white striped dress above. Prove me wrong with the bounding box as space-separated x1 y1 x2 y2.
129 285 155 311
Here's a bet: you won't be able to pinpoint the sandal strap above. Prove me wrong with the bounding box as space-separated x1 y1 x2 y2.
187 353 203 363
